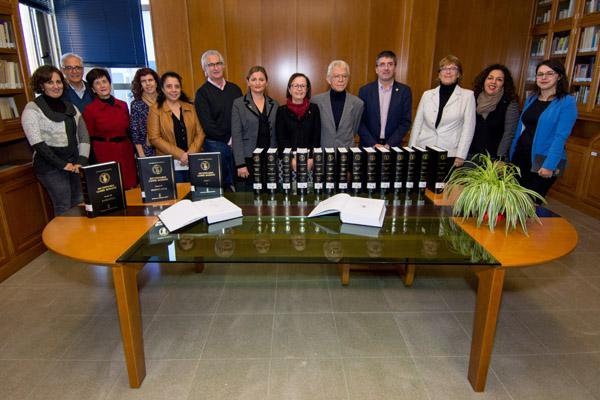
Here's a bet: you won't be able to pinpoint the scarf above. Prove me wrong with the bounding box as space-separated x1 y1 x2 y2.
286 97 310 118
142 91 158 107
476 88 504 119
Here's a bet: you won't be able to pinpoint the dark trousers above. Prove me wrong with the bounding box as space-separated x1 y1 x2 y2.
511 147 556 202
203 139 234 187
36 169 83 216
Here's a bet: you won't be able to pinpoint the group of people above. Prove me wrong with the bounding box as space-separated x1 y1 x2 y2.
21 49 577 216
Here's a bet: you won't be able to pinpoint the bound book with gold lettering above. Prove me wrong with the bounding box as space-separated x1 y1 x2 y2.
137 155 177 203
80 161 126 218
189 152 222 193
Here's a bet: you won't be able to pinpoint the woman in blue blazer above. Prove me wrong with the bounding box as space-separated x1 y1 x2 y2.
509 59 577 199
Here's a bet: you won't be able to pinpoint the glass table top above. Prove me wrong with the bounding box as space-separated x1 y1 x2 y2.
117 191 499 266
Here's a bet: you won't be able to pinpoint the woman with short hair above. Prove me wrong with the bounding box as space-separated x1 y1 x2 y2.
83 68 138 188
21 65 90 215
409 55 476 167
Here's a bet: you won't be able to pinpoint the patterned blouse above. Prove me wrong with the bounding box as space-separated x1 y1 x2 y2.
130 99 155 157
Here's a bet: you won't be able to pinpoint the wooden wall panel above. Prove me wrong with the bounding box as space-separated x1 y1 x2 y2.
368 1 406 83
434 0 534 92
149 0 194 95
260 0 297 103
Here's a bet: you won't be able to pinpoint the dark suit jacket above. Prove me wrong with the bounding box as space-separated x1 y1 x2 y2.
358 80 412 147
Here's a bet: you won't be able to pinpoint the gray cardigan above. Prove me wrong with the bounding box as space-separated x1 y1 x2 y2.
231 93 278 166
311 91 364 148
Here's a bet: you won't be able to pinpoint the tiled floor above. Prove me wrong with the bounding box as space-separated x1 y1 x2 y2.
1 197 600 399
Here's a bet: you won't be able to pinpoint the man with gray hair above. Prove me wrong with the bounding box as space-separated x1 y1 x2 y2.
312 60 364 148
60 53 94 112
194 50 242 191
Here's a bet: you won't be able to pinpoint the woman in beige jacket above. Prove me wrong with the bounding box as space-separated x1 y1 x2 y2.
148 71 205 181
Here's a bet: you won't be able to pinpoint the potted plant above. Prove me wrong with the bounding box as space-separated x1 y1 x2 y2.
444 153 545 234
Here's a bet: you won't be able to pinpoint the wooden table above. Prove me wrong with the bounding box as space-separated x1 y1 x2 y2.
42 186 578 392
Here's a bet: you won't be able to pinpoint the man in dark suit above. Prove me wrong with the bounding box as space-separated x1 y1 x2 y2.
358 50 412 148
60 53 94 113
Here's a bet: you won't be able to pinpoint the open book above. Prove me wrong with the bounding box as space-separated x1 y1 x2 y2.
308 193 386 227
158 196 242 232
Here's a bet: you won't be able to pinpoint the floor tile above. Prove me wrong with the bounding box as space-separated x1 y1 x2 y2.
431 277 477 311
202 314 273 359
329 279 390 312
268 358 347 400
344 357 428 400
107 359 198 400
394 312 471 356
556 353 600 399
156 283 222 315
216 281 275 314
381 278 449 312
187 359 269 400
144 315 212 359
0 359 54 400
275 280 332 313
492 355 596 400
272 313 341 358
334 313 410 357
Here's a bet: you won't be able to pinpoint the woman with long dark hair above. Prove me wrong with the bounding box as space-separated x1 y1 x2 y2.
147 71 205 182
468 64 519 159
130 67 160 157
509 59 577 199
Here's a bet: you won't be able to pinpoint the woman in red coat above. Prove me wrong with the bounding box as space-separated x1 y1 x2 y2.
83 68 137 188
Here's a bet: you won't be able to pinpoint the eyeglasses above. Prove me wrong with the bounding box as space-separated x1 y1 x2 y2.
207 62 224 68
440 66 458 73
536 71 557 78
331 74 349 81
377 62 395 68
62 66 83 72
290 84 307 89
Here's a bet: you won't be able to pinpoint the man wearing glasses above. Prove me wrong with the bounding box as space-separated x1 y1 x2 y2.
61 53 94 112
358 50 412 148
194 50 242 191
312 60 363 148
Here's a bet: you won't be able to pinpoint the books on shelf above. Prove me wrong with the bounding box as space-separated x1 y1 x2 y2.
0 96 19 119
586 0 600 13
551 35 569 55
531 37 546 57
579 26 599 52
574 86 590 104
557 0 574 20
158 196 242 232
308 193 386 227
536 9 551 24
0 60 23 89
0 21 15 49
573 58 595 82
538 0 552 6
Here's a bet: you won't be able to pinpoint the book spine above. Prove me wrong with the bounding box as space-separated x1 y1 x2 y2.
405 152 416 192
366 152 377 191
79 170 95 218
418 150 429 194
380 152 391 191
266 150 277 191
350 152 363 192
337 150 349 191
296 151 308 193
313 150 324 191
393 151 405 191
252 151 263 194
325 152 336 192
281 152 292 192
435 151 448 193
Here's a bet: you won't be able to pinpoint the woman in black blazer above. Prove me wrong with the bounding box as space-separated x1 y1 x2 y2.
276 73 320 170
231 66 278 180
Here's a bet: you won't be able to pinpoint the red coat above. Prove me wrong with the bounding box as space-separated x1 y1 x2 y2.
83 97 138 189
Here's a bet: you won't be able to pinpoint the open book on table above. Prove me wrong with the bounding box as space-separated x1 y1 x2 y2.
308 193 386 227
158 196 242 232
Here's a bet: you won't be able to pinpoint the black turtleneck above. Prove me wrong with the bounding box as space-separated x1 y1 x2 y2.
43 94 66 113
329 89 346 129
436 82 457 128
99 96 115 106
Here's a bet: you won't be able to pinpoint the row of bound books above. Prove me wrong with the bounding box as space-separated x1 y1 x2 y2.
252 146 450 195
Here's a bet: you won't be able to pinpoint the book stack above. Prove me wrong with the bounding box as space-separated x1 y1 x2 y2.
0 60 23 89
0 97 19 119
0 21 14 49
531 37 546 57
551 35 569 55
579 26 599 52
573 58 594 82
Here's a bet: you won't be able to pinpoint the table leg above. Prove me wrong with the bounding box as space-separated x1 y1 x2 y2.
468 267 505 392
112 263 146 388
339 264 349 285
401 264 415 287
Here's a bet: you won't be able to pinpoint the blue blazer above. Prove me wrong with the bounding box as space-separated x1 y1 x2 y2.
63 82 95 113
358 80 412 147
509 94 577 172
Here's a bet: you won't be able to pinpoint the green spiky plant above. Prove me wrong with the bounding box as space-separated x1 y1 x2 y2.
445 153 546 235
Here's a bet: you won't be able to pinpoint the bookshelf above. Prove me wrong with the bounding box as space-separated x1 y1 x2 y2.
524 0 600 216
0 0 51 282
